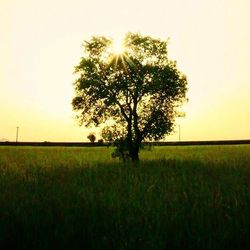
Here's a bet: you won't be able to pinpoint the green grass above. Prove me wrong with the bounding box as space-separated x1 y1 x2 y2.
0 145 250 249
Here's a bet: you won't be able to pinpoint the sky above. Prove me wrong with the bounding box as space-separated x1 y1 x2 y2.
1 0 250 142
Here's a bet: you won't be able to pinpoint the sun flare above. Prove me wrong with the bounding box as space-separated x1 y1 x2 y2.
112 37 125 55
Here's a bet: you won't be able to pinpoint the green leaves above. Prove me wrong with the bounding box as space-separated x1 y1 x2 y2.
72 33 188 160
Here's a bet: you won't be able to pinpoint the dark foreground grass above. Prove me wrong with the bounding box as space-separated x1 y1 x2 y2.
0 146 250 249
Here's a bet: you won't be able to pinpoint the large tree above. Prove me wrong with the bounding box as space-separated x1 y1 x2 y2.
72 33 188 161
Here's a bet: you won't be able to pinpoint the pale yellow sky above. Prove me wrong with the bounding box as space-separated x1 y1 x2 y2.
1 0 250 142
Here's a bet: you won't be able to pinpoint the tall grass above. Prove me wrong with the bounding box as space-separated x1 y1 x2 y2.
0 145 250 249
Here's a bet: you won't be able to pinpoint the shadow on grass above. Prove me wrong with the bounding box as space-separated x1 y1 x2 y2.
1 159 250 250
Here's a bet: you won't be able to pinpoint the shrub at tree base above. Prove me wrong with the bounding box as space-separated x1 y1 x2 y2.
87 133 96 143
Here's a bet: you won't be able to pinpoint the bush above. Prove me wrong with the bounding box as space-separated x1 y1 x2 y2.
87 133 96 143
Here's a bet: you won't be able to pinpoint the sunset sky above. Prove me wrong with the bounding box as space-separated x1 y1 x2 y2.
1 0 250 142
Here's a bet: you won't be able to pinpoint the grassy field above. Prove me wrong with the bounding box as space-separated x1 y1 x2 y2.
0 145 250 249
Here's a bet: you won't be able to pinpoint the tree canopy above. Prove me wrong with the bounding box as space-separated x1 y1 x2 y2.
87 133 96 143
72 33 188 161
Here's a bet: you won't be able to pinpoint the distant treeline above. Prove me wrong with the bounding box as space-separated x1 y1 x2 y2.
1 140 250 147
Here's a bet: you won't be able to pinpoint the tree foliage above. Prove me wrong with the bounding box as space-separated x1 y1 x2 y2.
87 133 96 143
72 33 188 161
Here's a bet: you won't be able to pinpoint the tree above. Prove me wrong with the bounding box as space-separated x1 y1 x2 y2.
87 133 96 143
72 33 188 161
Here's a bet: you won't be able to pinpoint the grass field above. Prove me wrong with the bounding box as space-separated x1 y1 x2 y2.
0 145 250 249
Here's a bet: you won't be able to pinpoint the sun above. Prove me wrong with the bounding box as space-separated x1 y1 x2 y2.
112 37 125 55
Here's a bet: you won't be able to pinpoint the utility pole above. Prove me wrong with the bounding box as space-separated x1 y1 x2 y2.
16 126 19 142
178 125 181 142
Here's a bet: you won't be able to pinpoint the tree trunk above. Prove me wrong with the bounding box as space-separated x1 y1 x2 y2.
126 104 141 162
131 150 139 161
131 100 141 162
129 142 140 162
